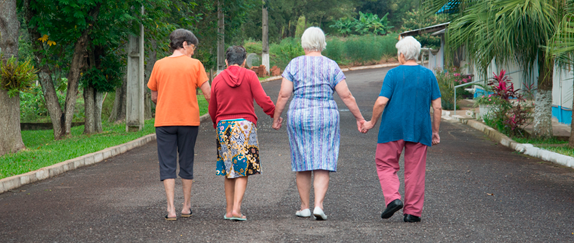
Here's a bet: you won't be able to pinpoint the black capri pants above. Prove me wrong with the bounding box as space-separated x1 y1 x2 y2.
156 126 199 181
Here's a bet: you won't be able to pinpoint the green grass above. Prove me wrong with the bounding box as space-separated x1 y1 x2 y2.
1 98 209 180
537 146 574 157
513 137 568 145
0 120 156 179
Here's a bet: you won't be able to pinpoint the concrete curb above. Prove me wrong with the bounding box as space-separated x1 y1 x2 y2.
259 62 400 84
0 114 211 194
443 111 574 169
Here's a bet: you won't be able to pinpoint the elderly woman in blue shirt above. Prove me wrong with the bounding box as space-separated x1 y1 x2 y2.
362 36 442 223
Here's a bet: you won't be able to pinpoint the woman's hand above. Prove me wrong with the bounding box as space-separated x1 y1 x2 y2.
272 117 283 130
361 121 375 133
432 132 440 145
356 119 366 133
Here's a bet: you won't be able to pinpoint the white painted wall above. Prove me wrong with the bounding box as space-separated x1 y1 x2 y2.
553 65 574 109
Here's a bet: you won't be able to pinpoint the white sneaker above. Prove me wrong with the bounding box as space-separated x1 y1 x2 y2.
313 207 327 220
295 208 311 218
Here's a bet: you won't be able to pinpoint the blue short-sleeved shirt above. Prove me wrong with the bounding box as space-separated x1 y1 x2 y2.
377 65 441 147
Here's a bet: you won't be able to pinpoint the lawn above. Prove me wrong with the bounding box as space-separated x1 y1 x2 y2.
1 96 209 180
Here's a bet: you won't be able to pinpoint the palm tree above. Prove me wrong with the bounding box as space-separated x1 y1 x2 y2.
426 0 567 138
548 1 574 146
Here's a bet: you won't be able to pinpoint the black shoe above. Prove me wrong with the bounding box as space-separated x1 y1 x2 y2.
381 199 403 219
403 214 421 222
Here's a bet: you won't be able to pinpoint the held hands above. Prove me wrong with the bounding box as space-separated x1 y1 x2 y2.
356 119 366 133
272 117 283 130
360 120 375 133
432 132 440 145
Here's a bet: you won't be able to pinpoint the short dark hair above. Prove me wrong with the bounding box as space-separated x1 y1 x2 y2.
226 46 246 66
169 29 198 53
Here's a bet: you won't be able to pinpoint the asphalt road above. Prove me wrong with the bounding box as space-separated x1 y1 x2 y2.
1 67 574 242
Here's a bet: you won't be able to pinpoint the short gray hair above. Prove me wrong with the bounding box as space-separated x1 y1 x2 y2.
226 46 246 65
301 27 327 52
396 36 421 61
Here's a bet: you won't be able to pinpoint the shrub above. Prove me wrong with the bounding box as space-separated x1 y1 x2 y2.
481 70 533 137
269 38 304 69
331 12 393 36
243 39 262 54
0 56 38 98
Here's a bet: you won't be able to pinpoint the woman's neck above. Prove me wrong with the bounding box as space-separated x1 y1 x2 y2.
304 50 322 56
170 49 186 57
402 60 418 66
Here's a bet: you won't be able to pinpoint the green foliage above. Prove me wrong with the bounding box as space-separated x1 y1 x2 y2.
331 12 393 36
243 39 262 54
324 34 398 65
354 0 419 29
330 18 355 36
269 38 305 69
400 9 449 49
295 16 307 38
0 57 38 98
435 66 465 110
19 85 86 123
80 53 123 92
445 0 560 77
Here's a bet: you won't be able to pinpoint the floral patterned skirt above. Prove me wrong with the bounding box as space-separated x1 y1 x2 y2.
216 119 260 178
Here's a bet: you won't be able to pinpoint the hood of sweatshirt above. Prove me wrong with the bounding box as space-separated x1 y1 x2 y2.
221 66 247 88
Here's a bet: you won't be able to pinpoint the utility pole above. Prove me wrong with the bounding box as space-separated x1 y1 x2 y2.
217 0 225 74
262 0 269 74
126 6 145 132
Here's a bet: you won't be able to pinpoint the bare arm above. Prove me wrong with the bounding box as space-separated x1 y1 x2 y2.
200 81 211 103
362 96 388 132
272 78 293 130
335 80 365 132
151 90 158 104
431 98 442 145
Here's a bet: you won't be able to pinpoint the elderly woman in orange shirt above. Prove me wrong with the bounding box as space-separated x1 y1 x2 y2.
147 29 211 221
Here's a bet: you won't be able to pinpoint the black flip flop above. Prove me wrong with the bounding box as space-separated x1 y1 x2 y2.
181 209 193 218
165 215 177 221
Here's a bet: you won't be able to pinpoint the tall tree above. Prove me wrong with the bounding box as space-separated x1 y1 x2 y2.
0 0 25 156
24 0 102 139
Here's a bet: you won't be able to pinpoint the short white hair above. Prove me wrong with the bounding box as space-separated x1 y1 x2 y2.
396 36 421 61
301 27 327 52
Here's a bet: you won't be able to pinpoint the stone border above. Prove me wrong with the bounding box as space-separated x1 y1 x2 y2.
260 62 400 83
444 112 574 169
0 114 211 194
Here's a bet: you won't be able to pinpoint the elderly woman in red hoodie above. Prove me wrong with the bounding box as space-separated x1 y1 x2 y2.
209 46 277 221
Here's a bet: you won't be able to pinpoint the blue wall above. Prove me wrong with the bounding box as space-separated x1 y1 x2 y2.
474 88 494 98
553 105 573 125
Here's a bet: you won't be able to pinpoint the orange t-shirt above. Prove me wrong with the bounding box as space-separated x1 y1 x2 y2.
147 56 208 127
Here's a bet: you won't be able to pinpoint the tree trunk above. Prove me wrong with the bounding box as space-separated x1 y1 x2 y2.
532 56 553 138
217 0 225 73
0 0 25 156
63 4 101 137
94 91 103 133
144 40 157 119
109 75 127 123
24 0 66 140
262 1 269 74
83 86 96 134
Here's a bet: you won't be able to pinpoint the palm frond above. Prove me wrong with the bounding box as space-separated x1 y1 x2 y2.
547 13 574 66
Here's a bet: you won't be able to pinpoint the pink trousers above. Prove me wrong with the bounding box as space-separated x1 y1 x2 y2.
376 140 428 217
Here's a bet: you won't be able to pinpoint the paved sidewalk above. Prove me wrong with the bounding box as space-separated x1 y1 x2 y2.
1 68 574 242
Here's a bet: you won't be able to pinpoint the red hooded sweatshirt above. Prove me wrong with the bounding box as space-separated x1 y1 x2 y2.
209 66 275 128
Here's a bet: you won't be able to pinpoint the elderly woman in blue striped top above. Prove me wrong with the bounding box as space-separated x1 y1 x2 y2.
272 27 365 220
